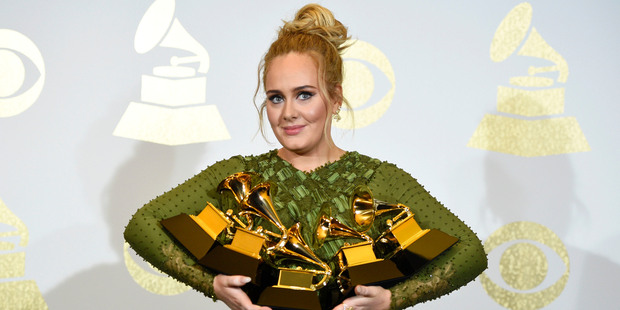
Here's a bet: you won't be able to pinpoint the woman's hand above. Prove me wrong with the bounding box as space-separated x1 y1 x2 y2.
333 285 391 310
213 274 271 310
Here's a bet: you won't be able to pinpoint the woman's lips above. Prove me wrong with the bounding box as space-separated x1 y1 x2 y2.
283 125 305 135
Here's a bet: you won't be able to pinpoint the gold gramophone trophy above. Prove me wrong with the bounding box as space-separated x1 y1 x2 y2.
161 172 270 284
357 185 459 277
330 185 459 297
316 214 405 297
162 173 332 308
240 184 330 310
258 223 332 309
196 173 276 284
164 173 457 309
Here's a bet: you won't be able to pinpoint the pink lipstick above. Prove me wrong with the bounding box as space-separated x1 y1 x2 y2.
283 125 305 135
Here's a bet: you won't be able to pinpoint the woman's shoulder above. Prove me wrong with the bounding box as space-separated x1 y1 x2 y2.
338 151 411 185
237 149 280 170
347 151 402 171
342 151 380 165
204 150 277 168
186 152 276 188
203 150 289 177
242 149 278 162
350 152 418 183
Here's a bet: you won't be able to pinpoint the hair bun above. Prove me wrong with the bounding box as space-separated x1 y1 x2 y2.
280 3 350 52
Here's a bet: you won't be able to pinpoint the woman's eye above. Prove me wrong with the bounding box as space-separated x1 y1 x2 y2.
298 91 313 100
269 95 284 104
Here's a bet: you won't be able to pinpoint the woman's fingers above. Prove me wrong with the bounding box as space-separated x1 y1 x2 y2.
214 274 267 310
355 285 381 297
222 275 252 287
335 285 391 310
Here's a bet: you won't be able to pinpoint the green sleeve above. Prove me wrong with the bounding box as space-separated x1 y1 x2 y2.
123 156 245 299
368 163 488 309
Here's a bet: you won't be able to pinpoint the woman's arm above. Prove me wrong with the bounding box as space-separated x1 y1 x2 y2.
369 163 488 309
123 156 245 298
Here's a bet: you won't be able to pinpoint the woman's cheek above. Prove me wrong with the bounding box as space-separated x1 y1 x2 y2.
266 107 279 126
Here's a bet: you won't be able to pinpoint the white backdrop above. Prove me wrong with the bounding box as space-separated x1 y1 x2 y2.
1 0 619 309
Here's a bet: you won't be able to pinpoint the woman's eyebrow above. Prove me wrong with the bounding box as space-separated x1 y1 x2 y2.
293 85 316 91
266 85 316 95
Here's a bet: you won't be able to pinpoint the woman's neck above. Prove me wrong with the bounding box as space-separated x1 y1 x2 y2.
277 147 346 172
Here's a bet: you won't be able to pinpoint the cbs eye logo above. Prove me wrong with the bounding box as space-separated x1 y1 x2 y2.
124 242 190 295
337 39 395 129
0 29 45 118
480 221 569 310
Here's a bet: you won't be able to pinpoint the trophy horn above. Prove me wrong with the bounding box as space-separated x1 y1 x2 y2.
217 172 255 205
242 183 288 248
350 185 412 231
270 222 332 290
217 172 259 230
314 215 372 249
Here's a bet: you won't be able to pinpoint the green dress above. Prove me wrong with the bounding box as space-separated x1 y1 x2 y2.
124 150 487 309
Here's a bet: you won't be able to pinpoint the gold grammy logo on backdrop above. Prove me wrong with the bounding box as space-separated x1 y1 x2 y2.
480 222 569 310
468 2 590 157
114 0 230 145
0 197 48 308
336 39 395 129
0 29 45 118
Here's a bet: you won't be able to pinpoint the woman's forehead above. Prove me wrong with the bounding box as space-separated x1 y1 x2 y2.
265 53 319 90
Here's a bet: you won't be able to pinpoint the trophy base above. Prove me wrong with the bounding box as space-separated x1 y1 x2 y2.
340 259 405 294
160 213 217 259
257 286 321 310
403 229 458 260
199 244 268 285
389 229 458 276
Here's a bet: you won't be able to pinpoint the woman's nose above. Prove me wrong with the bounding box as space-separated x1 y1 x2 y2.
282 101 298 120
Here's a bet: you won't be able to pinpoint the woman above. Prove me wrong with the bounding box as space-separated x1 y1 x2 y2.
124 4 487 310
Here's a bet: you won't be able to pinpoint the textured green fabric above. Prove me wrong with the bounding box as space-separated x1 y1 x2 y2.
124 150 487 309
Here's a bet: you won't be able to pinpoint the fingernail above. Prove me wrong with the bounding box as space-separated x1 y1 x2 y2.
242 277 252 284
356 285 365 294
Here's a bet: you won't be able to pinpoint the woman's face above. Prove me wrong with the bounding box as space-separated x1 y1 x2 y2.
265 52 337 157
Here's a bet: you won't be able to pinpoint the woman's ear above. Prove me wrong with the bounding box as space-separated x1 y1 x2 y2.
332 84 343 114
